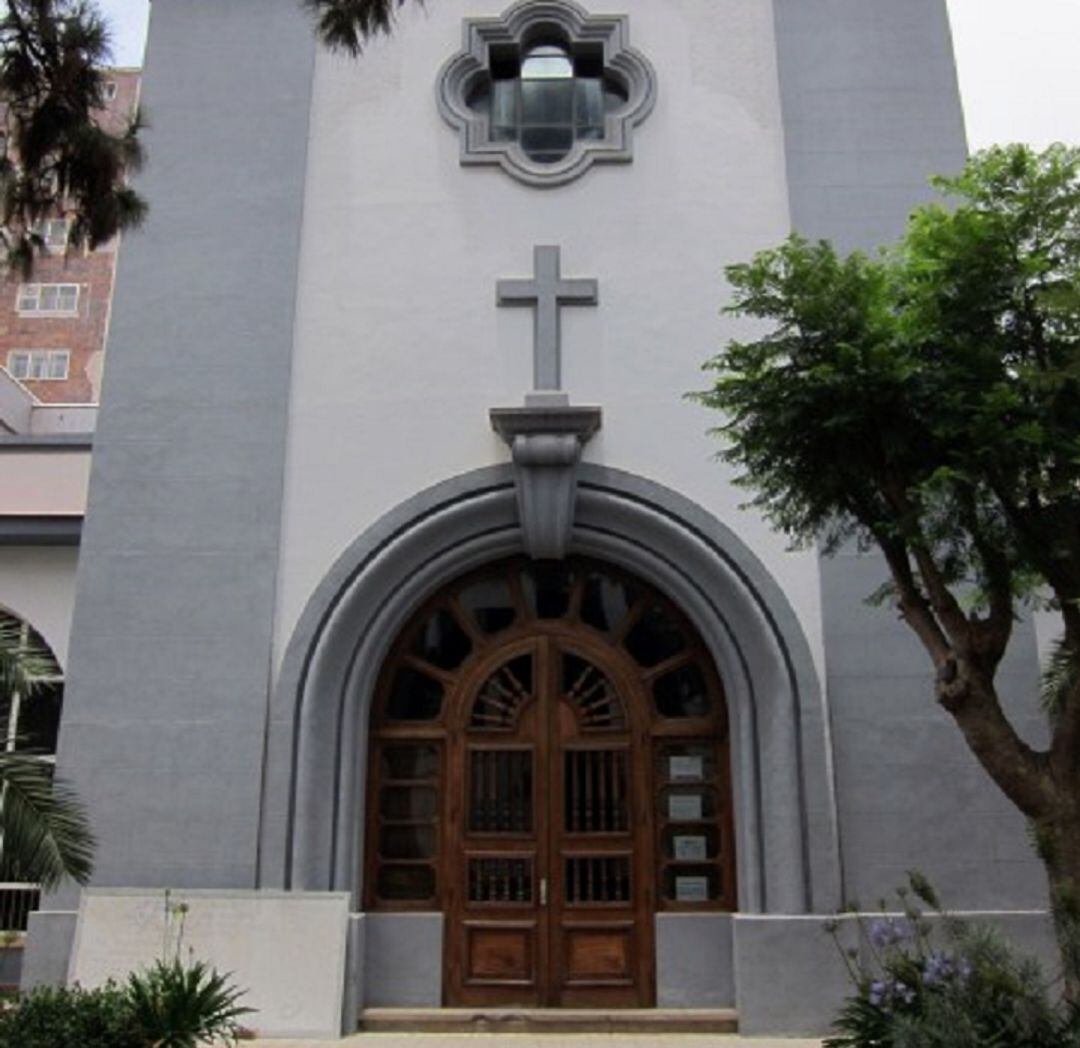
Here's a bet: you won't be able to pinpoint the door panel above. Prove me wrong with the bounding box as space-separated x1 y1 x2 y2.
446 639 653 1007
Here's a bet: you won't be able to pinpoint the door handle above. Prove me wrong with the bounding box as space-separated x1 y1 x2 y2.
540 876 548 907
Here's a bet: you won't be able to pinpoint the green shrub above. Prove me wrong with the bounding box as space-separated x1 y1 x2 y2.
126 958 252 1048
826 873 1080 1048
0 982 143 1048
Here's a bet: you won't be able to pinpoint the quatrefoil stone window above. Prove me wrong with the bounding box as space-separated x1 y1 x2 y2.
436 0 657 187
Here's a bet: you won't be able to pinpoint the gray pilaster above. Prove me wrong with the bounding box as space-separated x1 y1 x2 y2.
774 0 1045 912
43 0 316 897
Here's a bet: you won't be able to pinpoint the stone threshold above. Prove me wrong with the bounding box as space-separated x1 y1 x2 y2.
359 1008 740 1034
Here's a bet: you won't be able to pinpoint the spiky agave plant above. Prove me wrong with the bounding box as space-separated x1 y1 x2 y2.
126 959 252 1048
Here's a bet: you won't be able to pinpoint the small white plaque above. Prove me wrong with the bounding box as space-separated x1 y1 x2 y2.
669 755 704 781
673 835 708 861
667 794 703 821
675 876 710 902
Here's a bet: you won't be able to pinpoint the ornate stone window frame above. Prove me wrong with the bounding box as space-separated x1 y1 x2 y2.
436 0 657 188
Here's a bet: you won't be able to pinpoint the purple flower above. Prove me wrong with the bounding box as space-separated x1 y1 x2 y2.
895 981 916 1005
868 980 886 1007
868 917 913 950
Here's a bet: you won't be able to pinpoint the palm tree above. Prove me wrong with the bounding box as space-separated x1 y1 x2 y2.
0 614 94 889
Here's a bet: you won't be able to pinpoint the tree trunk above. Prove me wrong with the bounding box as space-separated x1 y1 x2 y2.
1038 805 1080 1000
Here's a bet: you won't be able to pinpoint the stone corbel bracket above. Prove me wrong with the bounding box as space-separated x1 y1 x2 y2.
436 0 657 188
490 400 601 559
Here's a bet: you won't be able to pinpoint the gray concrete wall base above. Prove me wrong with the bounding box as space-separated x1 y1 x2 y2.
20 910 77 989
734 910 1058 1037
342 915 365 1033
656 913 733 1007
734 914 853 1036
363 913 443 1007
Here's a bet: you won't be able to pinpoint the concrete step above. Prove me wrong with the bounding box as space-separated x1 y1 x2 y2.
359 1008 740 1034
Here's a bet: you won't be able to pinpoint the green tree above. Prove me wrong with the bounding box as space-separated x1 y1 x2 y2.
0 0 430 278
0 615 94 888
0 0 146 277
693 143 1080 988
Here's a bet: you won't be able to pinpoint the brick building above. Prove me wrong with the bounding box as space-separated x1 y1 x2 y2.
0 69 140 406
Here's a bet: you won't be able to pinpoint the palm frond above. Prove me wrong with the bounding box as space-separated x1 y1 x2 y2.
303 0 416 55
0 749 94 888
0 615 56 698
1040 636 1079 717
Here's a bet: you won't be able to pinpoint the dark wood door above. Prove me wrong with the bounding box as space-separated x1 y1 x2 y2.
444 634 654 1007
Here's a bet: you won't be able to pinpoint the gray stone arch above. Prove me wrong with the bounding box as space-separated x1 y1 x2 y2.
260 464 842 916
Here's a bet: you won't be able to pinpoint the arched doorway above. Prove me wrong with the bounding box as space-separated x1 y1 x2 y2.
364 557 735 1007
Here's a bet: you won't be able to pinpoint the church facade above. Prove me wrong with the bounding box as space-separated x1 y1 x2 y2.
14 0 1055 1034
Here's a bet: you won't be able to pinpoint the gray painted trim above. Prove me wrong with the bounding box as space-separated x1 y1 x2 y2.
0 516 81 546
0 435 93 450
435 0 657 187
491 401 601 559
262 465 840 916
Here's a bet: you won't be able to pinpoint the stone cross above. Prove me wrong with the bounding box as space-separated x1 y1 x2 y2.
497 245 599 391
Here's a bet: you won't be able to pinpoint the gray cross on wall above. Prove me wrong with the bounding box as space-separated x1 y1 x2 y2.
497 245 599 392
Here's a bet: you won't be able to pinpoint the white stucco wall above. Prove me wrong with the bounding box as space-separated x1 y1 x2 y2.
275 0 825 680
0 546 80 667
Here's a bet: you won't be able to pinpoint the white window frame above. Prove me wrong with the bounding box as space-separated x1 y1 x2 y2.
6 349 70 381
102 80 118 102
16 283 80 316
32 218 69 252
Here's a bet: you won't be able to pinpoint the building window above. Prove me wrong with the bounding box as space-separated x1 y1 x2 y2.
16 283 79 315
102 80 118 102
32 219 69 252
437 0 657 187
7 349 70 381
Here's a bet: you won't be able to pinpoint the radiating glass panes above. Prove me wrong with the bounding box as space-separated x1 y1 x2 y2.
580 570 636 634
561 653 627 731
470 654 534 730
521 561 573 619
624 604 687 668
386 666 443 721
410 608 472 670
653 663 711 718
459 575 516 634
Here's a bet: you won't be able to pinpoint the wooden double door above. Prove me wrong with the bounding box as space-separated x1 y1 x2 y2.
366 557 735 1011
444 634 654 1007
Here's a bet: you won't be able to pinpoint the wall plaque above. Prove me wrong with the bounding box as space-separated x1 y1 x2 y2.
667 793 703 821
673 835 708 861
674 876 710 902
669 755 703 781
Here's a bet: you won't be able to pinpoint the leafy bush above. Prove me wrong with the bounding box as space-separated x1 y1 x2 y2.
0 959 251 1048
126 958 252 1048
0 982 143 1048
826 873 1080 1048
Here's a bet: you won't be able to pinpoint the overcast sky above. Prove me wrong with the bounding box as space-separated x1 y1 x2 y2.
98 0 1080 150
